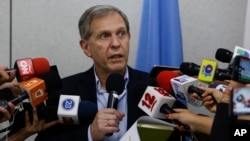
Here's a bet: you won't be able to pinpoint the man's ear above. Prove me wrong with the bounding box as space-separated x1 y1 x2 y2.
80 39 91 57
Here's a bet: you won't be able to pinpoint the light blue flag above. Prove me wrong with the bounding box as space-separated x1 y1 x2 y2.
135 0 183 72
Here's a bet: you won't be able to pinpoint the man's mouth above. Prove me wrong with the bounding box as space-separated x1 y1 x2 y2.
109 54 123 59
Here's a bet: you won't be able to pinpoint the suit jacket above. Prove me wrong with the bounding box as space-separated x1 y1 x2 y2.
35 66 150 141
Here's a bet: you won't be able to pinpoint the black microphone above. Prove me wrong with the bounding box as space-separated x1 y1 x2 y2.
0 88 15 102
106 73 125 109
180 62 231 81
106 73 125 136
179 62 199 76
188 85 217 104
215 48 233 63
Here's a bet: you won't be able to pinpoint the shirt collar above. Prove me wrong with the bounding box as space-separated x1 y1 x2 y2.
94 67 129 93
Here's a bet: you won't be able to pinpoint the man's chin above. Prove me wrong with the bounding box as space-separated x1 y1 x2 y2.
109 64 126 73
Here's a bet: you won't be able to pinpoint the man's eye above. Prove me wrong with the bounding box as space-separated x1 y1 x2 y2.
118 31 126 37
100 33 110 39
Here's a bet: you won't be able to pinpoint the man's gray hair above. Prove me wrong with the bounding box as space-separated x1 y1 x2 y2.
78 5 130 40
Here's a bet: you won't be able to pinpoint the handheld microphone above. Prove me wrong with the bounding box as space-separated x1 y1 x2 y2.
197 59 218 83
0 70 62 118
180 62 231 81
156 70 180 95
106 73 125 136
135 80 189 130
188 83 226 102
215 48 233 63
179 62 200 76
106 73 125 110
170 75 203 107
160 103 190 130
0 77 47 119
6 57 50 82
138 85 176 119
57 95 98 125
17 69 62 106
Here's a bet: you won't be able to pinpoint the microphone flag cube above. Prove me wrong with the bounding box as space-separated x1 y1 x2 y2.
198 59 217 83
138 86 176 119
171 75 203 107
19 77 47 106
57 95 81 124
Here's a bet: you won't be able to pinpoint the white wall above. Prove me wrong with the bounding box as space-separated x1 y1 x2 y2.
8 0 142 78
244 1 250 49
0 0 10 66
179 0 247 68
1 0 247 78
0 1 248 140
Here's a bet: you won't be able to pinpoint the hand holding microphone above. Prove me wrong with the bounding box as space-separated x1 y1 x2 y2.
189 86 223 113
8 106 62 141
0 68 62 119
0 66 16 86
0 101 15 123
90 73 125 141
165 108 213 134
0 67 20 123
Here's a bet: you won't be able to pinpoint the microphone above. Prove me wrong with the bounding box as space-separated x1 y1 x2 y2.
57 95 97 125
170 75 203 107
18 69 62 106
180 62 231 81
138 85 176 119
215 48 233 63
230 46 250 63
188 83 226 103
156 70 180 95
160 103 190 130
0 70 62 118
7 57 50 82
197 59 218 83
106 73 125 136
136 80 189 130
0 88 15 102
106 73 125 110
188 84 226 96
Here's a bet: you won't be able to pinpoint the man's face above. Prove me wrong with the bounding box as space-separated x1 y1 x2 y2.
81 12 130 74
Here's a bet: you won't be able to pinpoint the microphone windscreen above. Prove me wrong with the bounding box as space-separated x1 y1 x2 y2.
179 62 200 76
78 101 97 125
156 70 179 94
36 70 62 91
215 48 233 63
32 57 50 75
106 73 125 94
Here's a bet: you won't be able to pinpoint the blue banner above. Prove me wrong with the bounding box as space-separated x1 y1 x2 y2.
135 0 183 72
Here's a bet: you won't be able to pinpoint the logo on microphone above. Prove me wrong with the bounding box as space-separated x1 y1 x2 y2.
201 64 213 77
62 99 75 110
17 59 34 75
198 59 217 83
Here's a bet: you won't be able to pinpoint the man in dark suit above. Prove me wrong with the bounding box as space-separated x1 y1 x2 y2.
36 5 152 141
